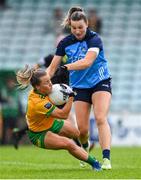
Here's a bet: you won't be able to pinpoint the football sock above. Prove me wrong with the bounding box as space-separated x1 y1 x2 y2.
85 155 96 166
102 149 110 160
82 141 89 150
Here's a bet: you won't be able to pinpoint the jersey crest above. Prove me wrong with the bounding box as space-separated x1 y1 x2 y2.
44 102 52 109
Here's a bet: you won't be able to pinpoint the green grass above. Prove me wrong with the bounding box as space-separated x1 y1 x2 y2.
0 145 141 179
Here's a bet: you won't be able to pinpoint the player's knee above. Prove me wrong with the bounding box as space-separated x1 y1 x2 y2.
67 126 80 138
95 114 106 126
79 128 88 138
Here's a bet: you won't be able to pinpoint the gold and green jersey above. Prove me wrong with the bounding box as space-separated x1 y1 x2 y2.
26 90 56 132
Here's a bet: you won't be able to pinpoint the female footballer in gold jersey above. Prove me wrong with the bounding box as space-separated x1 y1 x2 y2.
16 65 101 171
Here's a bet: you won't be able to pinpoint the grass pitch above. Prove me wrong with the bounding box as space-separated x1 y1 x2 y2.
0 145 141 179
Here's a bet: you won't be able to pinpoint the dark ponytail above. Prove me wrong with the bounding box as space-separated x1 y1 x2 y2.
62 6 87 28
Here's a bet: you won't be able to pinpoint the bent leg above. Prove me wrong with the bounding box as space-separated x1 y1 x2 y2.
58 120 80 139
44 131 101 170
44 131 87 160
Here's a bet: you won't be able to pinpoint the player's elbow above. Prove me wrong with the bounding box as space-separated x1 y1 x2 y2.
53 110 69 119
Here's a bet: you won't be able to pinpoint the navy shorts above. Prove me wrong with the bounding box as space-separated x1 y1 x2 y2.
73 78 112 104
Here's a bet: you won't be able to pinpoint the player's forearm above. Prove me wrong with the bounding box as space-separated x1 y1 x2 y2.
46 66 56 79
65 51 97 70
61 97 74 119
47 55 62 78
65 59 93 70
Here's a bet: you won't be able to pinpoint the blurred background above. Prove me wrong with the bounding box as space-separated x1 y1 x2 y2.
0 0 141 147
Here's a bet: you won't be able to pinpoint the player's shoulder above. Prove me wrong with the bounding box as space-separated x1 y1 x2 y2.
86 29 100 40
58 34 77 47
62 34 73 42
35 96 53 109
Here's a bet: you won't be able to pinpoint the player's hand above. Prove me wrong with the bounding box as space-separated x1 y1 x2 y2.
68 91 77 97
58 65 68 76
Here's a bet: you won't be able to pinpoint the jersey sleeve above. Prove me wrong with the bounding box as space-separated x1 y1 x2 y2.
35 99 56 118
55 40 66 56
87 34 103 50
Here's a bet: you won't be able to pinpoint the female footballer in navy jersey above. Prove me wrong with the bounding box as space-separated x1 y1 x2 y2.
47 6 112 170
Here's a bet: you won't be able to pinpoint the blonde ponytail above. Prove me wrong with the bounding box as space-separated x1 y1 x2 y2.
16 65 35 89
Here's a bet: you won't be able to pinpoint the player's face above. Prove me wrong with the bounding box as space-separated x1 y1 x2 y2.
36 74 52 95
70 19 88 40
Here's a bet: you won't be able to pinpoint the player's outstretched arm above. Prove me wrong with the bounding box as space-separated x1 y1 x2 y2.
46 55 62 78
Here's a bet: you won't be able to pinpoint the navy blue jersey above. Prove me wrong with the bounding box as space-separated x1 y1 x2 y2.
56 28 110 88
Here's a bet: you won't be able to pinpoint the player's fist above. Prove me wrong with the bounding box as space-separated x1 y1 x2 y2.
58 65 68 76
